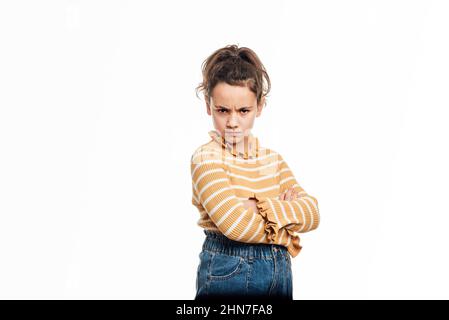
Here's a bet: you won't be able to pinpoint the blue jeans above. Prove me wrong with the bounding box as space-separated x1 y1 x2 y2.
195 230 293 300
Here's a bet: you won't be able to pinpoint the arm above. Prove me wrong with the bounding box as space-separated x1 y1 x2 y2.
251 153 320 233
191 150 279 243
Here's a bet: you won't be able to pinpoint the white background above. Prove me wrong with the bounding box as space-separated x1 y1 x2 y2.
1 0 448 299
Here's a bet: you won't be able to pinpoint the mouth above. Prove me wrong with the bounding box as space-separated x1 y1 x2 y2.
224 131 243 136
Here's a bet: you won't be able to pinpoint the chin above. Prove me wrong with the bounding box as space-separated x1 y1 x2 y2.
225 136 244 145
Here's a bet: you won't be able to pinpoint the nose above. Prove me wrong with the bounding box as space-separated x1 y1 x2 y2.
226 114 239 129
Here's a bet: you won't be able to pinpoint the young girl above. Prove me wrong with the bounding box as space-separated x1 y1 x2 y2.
191 44 320 300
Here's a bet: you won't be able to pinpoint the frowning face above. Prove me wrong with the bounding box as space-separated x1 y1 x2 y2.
206 82 264 145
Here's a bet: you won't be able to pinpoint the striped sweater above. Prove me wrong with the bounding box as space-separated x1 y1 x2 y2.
190 130 320 257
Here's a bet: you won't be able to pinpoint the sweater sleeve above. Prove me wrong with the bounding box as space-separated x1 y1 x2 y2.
191 150 280 243
252 153 320 233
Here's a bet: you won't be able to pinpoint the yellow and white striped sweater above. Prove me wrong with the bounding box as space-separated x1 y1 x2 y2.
191 130 320 257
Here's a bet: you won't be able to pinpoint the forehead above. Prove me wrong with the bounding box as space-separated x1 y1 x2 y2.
211 82 257 108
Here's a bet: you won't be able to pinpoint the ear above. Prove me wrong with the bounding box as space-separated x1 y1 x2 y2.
256 97 265 117
206 96 212 116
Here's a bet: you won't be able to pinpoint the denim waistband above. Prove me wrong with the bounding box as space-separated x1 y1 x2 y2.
202 230 287 260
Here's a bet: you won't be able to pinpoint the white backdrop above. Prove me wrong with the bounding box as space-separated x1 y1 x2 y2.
1 0 448 299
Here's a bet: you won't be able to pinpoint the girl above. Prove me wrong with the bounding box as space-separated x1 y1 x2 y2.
191 44 320 300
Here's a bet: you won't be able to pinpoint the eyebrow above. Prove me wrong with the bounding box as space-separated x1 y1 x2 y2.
215 105 253 110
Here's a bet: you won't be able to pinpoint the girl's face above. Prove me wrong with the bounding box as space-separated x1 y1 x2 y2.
206 82 264 145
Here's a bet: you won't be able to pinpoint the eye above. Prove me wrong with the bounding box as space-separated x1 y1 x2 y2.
241 109 249 114
217 108 228 113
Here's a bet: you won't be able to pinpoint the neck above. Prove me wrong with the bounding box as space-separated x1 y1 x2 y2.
228 135 252 155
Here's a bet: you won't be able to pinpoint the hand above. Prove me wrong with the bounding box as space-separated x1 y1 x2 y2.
242 199 259 214
279 187 301 201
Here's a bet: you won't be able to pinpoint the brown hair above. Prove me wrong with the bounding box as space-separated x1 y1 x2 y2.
195 44 271 108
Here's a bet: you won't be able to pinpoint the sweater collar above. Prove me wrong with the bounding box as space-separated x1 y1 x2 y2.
208 130 259 159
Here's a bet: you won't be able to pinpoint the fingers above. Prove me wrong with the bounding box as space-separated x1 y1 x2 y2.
279 191 286 200
285 188 293 201
291 190 298 200
280 187 303 201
